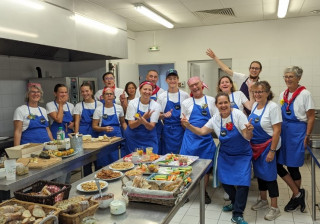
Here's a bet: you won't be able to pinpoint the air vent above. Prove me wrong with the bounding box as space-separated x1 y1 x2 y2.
194 8 235 20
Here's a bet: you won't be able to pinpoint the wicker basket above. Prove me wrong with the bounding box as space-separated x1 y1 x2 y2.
0 199 60 224
14 180 71 205
57 200 99 224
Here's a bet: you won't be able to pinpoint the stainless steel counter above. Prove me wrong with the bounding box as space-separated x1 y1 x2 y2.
69 159 212 224
0 139 125 201
306 146 320 221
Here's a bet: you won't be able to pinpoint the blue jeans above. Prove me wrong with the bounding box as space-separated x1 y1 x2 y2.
222 184 249 217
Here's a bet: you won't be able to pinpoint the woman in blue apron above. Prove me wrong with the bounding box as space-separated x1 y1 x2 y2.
92 88 127 169
248 81 282 221
47 84 74 139
277 66 315 212
14 83 53 146
74 82 102 176
217 76 254 113
160 69 189 154
125 81 161 154
181 92 253 224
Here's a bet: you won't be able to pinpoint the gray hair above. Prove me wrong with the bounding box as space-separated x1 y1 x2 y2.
25 85 44 103
284 66 303 78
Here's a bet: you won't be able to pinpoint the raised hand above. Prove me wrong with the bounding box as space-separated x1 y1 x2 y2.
244 118 254 131
206 48 216 59
120 90 126 103
181 113 190 127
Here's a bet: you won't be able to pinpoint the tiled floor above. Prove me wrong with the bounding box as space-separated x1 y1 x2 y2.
168 157 320 224
69 157 320 224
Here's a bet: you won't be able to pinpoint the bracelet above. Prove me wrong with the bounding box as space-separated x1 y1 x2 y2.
270 149 276 153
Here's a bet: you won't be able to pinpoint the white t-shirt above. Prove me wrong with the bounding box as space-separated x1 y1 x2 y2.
230 91 249 113
205 108 249 139
73 101 103 116
93 104 124 126
136 88 165 101
279 89 314 122
251 101 282 149
157 90 190 112
13 105 49 131
125 98 161 123
94 87 125 105
46 101 74 125
180 95 217 119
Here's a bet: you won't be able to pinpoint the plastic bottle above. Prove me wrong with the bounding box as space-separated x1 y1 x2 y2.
57 127 65 140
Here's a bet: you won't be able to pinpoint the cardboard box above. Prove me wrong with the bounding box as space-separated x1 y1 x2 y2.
5 143 44 159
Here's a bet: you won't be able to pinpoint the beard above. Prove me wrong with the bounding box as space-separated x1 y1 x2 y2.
249 75 259 80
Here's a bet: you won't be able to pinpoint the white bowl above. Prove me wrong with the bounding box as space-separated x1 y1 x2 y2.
91 193 114 209
0 168 6 179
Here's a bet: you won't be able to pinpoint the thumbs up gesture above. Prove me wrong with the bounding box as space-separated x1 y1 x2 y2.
163 109 173 118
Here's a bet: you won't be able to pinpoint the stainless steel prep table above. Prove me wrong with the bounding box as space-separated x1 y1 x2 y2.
0 138 125 202
69 159 212 224
306 146 320 221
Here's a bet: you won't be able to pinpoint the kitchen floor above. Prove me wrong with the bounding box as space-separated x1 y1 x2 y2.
70 157 320 224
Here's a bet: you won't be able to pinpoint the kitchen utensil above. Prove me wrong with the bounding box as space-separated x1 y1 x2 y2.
95 178 103 198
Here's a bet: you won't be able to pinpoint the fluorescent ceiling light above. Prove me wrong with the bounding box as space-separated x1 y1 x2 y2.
277 0 290 18
11 0 44 10
72 14 118 35
134 3 174 29
0 26 38 38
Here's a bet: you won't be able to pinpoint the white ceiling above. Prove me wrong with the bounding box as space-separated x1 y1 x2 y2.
83 0 320 32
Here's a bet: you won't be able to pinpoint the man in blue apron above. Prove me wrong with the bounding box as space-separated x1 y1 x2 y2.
206 48 262 115
180 76 217 204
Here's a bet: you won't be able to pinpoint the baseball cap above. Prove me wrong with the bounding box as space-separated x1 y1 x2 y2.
166 69 178 78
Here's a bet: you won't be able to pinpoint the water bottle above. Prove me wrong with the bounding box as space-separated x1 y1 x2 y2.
57 127 65 140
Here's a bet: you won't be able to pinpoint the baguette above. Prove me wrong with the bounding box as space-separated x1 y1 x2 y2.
22 209 32 219
32 205 45 218
4 211 22 222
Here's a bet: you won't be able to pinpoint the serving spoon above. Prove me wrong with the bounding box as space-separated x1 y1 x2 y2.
95 178 103 198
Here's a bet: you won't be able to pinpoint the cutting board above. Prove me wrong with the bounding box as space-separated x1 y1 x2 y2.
83 137 122 150
17 157 62 169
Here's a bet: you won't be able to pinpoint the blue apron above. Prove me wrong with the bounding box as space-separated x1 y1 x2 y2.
79 101 98 137
230 92 239 109
151 92 163 154
180 96 216 159
249 103 277 181
21 105 50 144
218 112 252 186
97 104 123 167
277 99 307 167
124 99 158 154
240 78 251 115
162 91 184 154
50 102 73 139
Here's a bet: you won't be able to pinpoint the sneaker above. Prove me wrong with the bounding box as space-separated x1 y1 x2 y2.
205 191 211 204
224 192 230 201
251 199 268 211
284 195 301 212
231 216 248 224
222 203 233 212
299 188 307 212
264 207 281 220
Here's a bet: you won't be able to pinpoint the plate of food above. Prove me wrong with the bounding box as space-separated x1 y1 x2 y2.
134 163 159 174
95 169 124 181
109 162 134 171
158 166 193 175
77 180 108 193
153 153 199 167
124 169 144 179
53 148 78 158
123 153 160 163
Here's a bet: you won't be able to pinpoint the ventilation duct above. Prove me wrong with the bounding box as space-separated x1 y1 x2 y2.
194 8 236 20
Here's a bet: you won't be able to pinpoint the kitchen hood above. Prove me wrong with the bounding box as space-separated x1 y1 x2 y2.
0 37 120 62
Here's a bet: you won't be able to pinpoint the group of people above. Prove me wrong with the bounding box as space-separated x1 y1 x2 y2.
13 48 315 224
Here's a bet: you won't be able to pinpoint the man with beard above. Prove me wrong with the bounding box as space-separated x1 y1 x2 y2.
180 76 217 204
206 48 262 115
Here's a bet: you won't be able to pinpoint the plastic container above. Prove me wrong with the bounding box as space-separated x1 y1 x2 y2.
57 127 65 140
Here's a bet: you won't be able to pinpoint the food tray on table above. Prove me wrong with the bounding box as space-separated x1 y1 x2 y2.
56 199 98 224
153 154 199 167
0 199 60 224
122 176 185 206
147 172 191 182
123 152 160 163
14 180 71 205
133 163 160 174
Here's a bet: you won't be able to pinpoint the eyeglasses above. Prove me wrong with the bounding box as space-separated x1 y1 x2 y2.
30 91 41 94
104 93 113 96
104 77 114 81
250 67 261 71
283 75 295 79
253 91 266 95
